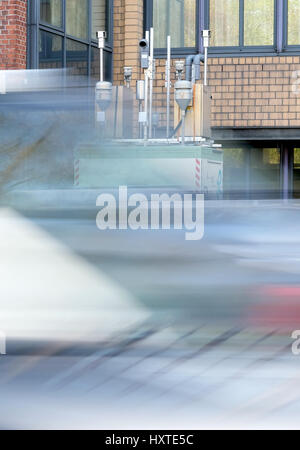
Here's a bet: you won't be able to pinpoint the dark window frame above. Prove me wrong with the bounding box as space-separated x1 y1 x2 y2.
27 0 113 80
39 0 64 30
207 0 277 54
283 0 300 52
145 0 300 58
145 0 200 57
39 30 63 64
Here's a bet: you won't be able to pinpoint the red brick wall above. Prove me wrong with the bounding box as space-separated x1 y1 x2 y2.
0 0 27 70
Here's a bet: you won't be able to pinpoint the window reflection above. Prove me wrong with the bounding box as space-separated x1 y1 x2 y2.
66 0 89 40
288 0 300 45
244 0 274 46
91 47 112 81
39 30 63 68
250 148 280 194
66 39 88 76
210 0 239 47
153 0 196 48
92 0 106 40
40 0 62 28
210 0 275 47
223 147 281 198
294 149 300 198
223 148 247 195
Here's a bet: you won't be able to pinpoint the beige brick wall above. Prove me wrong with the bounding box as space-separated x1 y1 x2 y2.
209 56 300 128
113 2 300 133
147 55 300 131
152 58 185 132
113 0 144 135
113 0 180 136
113 0 144 85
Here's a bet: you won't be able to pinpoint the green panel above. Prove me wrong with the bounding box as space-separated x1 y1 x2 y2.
75 144 223 161
74 144 223 189
78 158 194 188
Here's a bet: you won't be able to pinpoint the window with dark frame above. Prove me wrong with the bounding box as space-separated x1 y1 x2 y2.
153 0 196 49
286 0 300 47
209 0 276 50
28 0 113 81
145 0 300 56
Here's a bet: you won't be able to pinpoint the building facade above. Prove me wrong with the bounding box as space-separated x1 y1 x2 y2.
1 0 300 197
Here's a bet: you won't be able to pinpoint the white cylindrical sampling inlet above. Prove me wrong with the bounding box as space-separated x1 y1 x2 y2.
95 81 113 112
97 31 107 82
202 30 211 86
136 80 145 101
174 80 193 146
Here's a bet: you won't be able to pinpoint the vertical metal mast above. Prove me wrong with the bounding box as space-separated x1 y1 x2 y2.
144 30 150 143
97 31 106 82
149 27 154 139
166 36 171 139
202 30 211 87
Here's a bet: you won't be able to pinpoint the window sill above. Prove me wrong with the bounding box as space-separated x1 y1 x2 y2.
154 48 198 58
154 49 300 59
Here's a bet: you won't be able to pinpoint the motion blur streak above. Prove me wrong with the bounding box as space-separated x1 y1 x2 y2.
1 71 300 430
0 208 148 343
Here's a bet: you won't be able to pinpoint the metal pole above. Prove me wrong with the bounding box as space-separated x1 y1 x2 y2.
182 110 186 146
144 72 149 142
166 35 171 139
282 146 290 201
202 30 210 87
144 30 150 143
139 100 143 139
100 48 104 82
149 27 154 139
204 47 208 86
97 31 106 82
